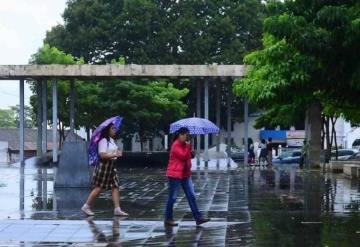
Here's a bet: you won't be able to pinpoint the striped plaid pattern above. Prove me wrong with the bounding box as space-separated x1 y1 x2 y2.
92 159 119 190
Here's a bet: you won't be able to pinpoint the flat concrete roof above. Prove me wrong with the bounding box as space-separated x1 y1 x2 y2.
0 64 246 80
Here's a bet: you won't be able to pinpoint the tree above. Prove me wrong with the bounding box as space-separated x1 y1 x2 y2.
234 1 360 166
0 109 16 128
43 0 265 131
98 79 189 151
45 0 265 65
10 105 35 128
0 107 34 128
29 45 189 150
29 44 87 146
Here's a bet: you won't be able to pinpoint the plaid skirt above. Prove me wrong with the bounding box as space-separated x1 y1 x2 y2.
92 159 120 190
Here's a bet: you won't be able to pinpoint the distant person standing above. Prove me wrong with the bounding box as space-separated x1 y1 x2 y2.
267 138 273 166
248 138 255 164
300 139 309 169
259 139 268 166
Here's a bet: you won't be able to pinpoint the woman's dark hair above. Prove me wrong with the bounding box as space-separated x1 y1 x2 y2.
100 123 114 141
172 127 190 142
261 139 266 144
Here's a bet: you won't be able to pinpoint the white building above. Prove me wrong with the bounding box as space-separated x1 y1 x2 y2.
333 118 360 149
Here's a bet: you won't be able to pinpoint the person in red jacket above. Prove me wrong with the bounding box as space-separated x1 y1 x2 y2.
164 127 210 226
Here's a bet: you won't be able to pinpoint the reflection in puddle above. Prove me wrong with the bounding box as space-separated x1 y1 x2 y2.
1 163 360 245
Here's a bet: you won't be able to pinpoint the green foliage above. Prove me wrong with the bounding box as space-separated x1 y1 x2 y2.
0 106 34 128
41 0 266 131
30 44 80 64
29 44 89 144
44 0 265 64
234 0 360 128
0 109 16 128
98 80 189 146
29 44 189 148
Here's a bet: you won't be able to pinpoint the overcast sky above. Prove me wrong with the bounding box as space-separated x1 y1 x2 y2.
0 0 67 108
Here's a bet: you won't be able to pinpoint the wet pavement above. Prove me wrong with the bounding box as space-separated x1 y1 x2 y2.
0 161 360 246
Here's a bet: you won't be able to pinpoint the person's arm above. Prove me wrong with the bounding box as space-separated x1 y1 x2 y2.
171 142 191 161
100 151 122 160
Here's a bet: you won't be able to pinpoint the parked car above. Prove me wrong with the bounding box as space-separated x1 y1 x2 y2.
330 149 358 161
347 152 360 161
273 149 302 164
226 147 244 162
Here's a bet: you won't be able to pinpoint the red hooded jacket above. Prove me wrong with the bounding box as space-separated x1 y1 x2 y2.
166 139 193 179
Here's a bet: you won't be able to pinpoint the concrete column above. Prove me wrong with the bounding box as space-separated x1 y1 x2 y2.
196 80 201 165
244 97 249 165
42 80 47 155
52 167 57 211
52 79 58 163
70 79 75 136
164 135 168 150
204 79 209 162
19 79 25 213
19 79 25 162
36 80 43 156
20 164 25 213
196 80 201 153
216 82 221 152
226 84 232 150
42 168 47 210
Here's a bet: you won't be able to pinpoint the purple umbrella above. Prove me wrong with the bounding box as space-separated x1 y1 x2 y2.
88 116 123 167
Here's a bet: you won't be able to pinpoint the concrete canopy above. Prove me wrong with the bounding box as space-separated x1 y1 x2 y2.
0 64 246 80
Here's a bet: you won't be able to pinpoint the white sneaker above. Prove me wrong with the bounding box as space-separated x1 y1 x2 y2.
114 207 129 216
81 204 94 216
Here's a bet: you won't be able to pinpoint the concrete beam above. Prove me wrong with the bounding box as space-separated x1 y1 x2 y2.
0 64 247 79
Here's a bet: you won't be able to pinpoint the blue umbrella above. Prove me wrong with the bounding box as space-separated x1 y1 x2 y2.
170 117 219 135
88 116 123 166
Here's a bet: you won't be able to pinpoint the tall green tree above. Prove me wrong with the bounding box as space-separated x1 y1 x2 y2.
0 107 34 129
234 0 360 166
44 0 265 130
29 44 88 146
0 109 16 128
45 0 264 65
10 105 35 128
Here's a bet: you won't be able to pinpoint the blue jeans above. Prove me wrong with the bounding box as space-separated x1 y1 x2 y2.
165 177 203 221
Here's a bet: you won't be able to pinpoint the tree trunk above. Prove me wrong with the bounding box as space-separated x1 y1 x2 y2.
321 115 325 149
331 117 338 160
324 116 331 162
305 102 322 168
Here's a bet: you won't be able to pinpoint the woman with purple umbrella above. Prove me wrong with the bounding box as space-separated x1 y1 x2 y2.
81 117 128 216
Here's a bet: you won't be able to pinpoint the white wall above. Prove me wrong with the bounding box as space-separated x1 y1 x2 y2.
216 116 260 148
328 117 360 149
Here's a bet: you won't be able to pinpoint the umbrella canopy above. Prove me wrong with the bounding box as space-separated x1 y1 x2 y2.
88 116 123 166
170 117 219 135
